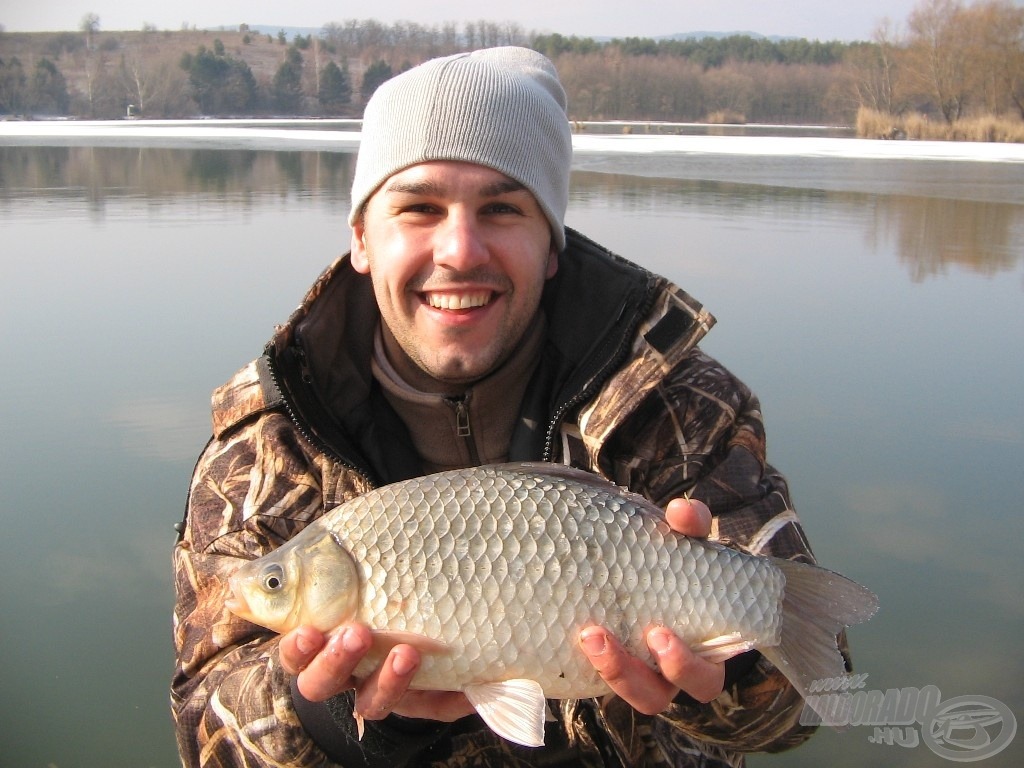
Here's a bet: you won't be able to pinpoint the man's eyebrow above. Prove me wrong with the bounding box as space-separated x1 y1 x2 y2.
384 179 444 196
481 179 527 197
383 178 526 197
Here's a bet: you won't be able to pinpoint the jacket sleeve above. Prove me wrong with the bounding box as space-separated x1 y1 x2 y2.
599 348 832 758
172 410 341 768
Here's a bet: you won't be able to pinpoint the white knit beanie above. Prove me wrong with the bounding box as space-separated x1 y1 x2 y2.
349 46 573 252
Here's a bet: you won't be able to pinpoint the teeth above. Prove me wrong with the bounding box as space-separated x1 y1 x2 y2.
427 292 491 310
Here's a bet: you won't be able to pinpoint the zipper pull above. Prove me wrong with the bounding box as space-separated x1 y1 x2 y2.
292 334 313 383
453 397 471 438
446 393 481 465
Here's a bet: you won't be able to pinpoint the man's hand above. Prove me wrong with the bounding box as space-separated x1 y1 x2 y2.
579 496 726 714
280 623 474 722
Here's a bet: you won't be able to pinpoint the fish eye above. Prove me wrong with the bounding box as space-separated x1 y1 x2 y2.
261 563 285 592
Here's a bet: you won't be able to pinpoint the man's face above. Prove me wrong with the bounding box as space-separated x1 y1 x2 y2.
351 161 558 387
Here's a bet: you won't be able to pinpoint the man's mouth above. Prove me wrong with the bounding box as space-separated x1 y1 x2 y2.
424 291 493 310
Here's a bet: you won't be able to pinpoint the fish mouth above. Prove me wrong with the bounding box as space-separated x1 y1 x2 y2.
422 290 495 311
224 577 248 616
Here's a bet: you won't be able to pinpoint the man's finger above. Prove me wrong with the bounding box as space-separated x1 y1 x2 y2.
354 645 421 720
296 624 372 702
579 627 677 715
647 627 725 704
280 626 327 675
665 497 712 538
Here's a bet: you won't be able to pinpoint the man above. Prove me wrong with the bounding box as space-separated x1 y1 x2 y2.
172 47 825 767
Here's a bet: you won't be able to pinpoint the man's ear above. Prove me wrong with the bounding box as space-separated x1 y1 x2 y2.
350 220 369 274
546 244 559 279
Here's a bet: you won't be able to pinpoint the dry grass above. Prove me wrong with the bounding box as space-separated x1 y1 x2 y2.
856 106 1024 143
704 109 747 125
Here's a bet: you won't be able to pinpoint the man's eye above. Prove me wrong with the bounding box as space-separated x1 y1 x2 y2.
484 202 520 215
401 203 440 215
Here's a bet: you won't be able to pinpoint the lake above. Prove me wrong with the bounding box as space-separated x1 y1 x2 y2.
1 125 1021 767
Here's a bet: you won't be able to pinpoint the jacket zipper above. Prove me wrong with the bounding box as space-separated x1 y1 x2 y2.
446 394 482 465
541 293 654 462
263 345 376 487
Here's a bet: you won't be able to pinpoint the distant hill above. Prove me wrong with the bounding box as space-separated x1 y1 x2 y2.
212 24 795 44
210 25 321 41
658 31 798 43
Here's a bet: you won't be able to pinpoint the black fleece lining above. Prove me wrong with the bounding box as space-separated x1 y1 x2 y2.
291 679 452 767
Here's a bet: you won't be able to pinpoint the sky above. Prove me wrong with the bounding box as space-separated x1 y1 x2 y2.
1 0 932 43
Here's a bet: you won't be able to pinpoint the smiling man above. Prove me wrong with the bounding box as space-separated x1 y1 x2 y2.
353 161 558 389
172 47 827 767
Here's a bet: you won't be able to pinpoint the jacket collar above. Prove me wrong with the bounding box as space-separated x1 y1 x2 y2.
260 227 714 478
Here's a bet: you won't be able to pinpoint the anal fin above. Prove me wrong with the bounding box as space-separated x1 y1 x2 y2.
464 679 547 748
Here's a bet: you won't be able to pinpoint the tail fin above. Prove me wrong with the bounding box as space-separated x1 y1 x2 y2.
759 558 878 725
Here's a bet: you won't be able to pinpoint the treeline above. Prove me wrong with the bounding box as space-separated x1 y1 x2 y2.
0 22 861 123
534 33 849 67
0 0 1022 136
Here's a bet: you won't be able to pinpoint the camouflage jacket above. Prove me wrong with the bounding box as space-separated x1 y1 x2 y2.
172 228 823 767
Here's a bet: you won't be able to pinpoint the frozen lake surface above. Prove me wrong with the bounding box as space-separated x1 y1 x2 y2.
3 118 1023 163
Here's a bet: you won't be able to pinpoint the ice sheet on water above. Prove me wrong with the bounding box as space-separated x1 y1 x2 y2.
2 119 1021 162
573 132 1024 164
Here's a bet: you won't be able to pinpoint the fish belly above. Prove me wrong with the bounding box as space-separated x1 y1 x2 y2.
333 465 784 697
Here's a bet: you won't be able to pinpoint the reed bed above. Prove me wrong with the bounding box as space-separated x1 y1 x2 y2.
856 107 1024 143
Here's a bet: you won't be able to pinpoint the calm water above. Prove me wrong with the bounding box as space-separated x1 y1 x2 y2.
1 137 1021 767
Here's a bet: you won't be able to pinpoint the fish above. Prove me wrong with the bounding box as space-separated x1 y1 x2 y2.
226 462 877 747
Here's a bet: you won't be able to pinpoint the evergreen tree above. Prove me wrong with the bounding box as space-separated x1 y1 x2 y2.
29 58 70 114
180 45 258 115
318 59 352 114
0 57 27 114
361 59 393 100
272 46 305 113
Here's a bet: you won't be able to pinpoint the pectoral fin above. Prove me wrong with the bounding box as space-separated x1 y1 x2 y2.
691 632 756 663
464 679 547 748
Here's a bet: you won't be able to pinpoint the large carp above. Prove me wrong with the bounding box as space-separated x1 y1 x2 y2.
227 462 877 746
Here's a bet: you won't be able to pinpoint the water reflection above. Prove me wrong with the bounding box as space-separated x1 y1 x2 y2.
870 195 1023 281
0 145 355 211
571 168 836 216
570 169 1024 282
3 147 1021 285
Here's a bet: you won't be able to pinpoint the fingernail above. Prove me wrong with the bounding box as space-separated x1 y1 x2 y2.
580 628 608 656
648 628 673 655
391 651 417 676
295 633 315 655
341 627 368 653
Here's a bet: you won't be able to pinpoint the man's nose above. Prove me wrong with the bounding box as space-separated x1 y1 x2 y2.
434 211 489 271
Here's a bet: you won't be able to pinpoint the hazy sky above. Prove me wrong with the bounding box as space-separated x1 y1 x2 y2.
2 0 930 42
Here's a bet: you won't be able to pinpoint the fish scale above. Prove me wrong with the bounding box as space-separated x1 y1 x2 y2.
228 461 878 747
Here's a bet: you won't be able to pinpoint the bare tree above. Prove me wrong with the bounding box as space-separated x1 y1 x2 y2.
121 48 193 117
968 0 1024 116
846 20 907 115
80 13 100 50
906 0 973 121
